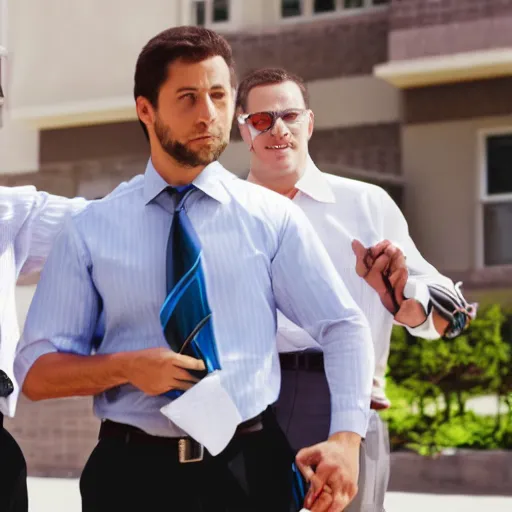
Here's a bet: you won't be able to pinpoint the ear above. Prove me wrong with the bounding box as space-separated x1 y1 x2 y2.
307 110 315 141
236 108 253 147
136 96 156 134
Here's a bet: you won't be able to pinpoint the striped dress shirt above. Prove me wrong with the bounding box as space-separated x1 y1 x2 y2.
15 159 374 438
0 186 86 417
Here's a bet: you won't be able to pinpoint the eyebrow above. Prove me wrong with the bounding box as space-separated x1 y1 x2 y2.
176 85 226 94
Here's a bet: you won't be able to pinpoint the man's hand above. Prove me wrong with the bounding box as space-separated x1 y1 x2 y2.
295 432 360 512
123 347 206 395
352 239 427 328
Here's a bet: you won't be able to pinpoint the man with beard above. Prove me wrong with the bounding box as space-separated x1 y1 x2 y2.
14 27 374 512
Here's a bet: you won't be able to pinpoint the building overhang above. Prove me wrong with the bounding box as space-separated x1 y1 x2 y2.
374 48 512 89
10 96 137 130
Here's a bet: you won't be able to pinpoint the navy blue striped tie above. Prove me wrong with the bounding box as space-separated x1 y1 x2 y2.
160 185 222 399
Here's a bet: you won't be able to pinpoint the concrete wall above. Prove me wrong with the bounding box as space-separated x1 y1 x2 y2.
402 115 512 274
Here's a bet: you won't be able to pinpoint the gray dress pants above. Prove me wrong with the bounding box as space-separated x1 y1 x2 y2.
275 367 389 512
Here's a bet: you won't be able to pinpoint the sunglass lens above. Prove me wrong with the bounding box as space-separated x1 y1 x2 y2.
248 112 273 132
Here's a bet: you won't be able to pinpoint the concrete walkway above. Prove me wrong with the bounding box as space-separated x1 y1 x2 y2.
27 477 512 512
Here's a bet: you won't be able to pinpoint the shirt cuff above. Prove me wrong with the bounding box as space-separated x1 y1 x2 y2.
329 409 370 439
403 278 431 314
14 339 58 390
405 310 440 339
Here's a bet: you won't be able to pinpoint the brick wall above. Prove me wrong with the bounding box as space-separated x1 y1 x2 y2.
404 77 512 124
390 0 512 30
389 0 512 60
5 396 99 477
226 9 389 81
309 123 401 175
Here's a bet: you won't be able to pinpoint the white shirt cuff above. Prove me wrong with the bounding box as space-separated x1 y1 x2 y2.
405 310 440 339
329 409 370 439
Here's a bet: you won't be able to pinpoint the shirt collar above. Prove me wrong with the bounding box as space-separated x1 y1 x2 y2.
294 155 336 204
143 158 232 205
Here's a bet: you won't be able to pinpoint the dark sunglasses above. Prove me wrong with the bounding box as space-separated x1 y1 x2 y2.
237 108 309 133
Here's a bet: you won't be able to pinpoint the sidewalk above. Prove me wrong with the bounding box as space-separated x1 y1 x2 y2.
27 477 512 512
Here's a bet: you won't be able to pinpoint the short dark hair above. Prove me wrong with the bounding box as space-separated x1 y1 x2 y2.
235 67 309 112
134 26 237 139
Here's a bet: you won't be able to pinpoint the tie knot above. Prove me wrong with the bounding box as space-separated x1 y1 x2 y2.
167 184 195 211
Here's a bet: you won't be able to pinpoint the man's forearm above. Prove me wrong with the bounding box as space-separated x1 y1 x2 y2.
23 352 130 401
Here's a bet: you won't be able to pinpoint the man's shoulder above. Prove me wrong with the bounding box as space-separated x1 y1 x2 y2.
320 171 387 200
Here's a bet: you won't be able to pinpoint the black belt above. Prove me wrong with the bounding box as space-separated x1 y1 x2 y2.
279 352 324 372
99 413 263 463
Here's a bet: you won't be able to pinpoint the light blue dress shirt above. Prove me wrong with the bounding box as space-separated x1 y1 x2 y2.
15 160 373 438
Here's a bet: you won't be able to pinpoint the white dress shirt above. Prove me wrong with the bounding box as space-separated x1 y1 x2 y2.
15 160 374 438
0 186 87 417
276 156 456 400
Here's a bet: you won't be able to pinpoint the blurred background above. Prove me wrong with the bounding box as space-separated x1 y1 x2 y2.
1 0 511 509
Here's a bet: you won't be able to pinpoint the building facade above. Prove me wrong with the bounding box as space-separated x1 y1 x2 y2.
2 0 512 475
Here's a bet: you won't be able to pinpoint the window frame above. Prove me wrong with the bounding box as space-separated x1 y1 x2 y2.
476 127 512 268
188 0 232 29
280 0 389 23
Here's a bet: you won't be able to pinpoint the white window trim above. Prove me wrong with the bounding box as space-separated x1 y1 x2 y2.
186 0 234 29
476 127 512 268
280 0 389 24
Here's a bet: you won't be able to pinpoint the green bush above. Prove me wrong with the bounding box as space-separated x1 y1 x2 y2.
382 304 512 455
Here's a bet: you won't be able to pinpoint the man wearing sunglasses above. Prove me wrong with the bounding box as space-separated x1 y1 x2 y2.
236 68 475 511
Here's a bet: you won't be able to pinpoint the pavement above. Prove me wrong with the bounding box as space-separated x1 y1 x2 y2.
27 477 512 512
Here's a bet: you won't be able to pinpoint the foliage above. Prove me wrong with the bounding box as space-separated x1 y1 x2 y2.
382 304 512 454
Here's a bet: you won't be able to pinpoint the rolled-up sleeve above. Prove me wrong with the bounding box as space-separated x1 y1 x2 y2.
14 217 100 387
271 202 374 437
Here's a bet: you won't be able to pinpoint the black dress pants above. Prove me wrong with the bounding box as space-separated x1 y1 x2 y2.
0 414 29 512
80 418 301 512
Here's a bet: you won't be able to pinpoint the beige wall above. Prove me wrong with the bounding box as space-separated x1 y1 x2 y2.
402 115 512 273
9 0 180 121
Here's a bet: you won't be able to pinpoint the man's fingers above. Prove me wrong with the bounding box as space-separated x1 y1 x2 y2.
170 352 206 371
351 239 369 277
310 490 333 512
369 240 391 260
327 491 351 512
172 366 202 384
389 267 408 303
171 378 198 391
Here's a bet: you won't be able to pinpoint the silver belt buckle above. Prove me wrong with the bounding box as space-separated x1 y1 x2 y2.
178 438 204 463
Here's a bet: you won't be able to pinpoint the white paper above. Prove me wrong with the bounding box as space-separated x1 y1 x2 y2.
160 371 242 456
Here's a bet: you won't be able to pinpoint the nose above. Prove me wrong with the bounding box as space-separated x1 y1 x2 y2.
197 94 217 126
270 117 290 139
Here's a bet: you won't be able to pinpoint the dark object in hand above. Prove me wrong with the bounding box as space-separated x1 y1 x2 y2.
0 370 14 398
428 282 477 339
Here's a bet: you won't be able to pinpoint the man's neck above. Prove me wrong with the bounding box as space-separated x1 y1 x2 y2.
151 149 205 186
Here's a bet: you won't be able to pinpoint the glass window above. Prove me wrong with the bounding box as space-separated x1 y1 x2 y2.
213 0 229 22
486 134 512 195
282 0 302 17
482 133 512 265
314 0 336 13
192 1 206 26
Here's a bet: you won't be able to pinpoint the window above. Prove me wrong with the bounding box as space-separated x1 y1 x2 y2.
283 0 389 18
192 1 206 26
480 131 512 266
191 0 229 26
213 0 229 22
282 0 302 17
